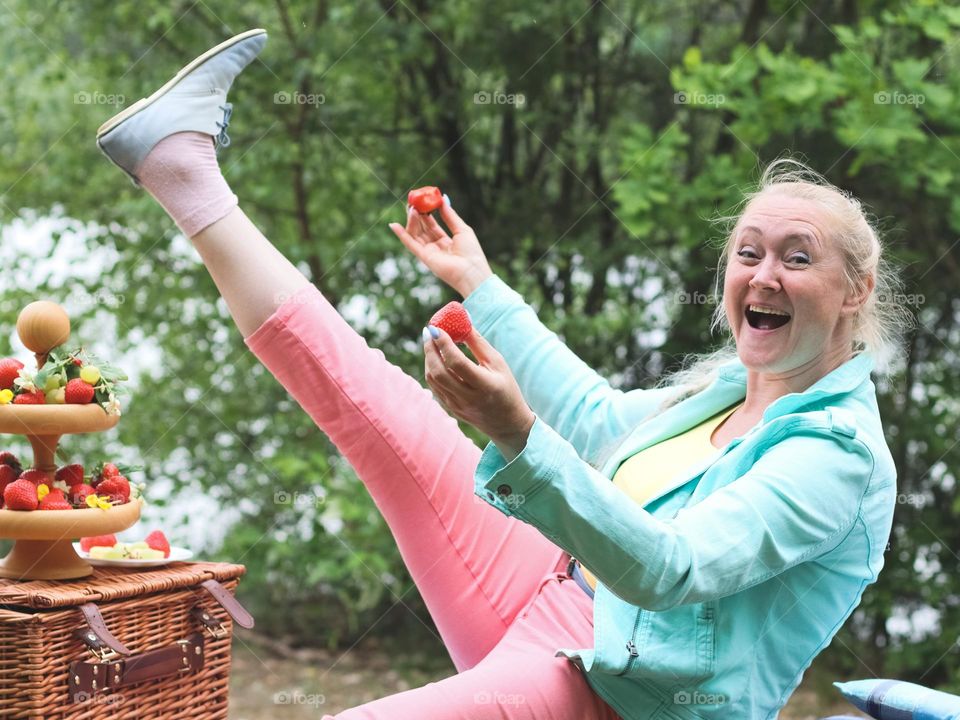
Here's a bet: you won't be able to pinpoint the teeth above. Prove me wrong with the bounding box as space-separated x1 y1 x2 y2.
748 304 790 317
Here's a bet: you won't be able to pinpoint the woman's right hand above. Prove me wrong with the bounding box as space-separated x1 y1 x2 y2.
389 198 493 298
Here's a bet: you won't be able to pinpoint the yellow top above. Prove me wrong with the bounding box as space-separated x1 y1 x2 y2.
578 401 743 591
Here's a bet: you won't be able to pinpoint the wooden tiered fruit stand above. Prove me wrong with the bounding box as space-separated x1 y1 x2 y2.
0 301 140 580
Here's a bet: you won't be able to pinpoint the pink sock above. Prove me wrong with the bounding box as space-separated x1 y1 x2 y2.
136 132 238 237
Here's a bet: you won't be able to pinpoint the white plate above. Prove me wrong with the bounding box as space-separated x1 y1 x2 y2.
72 543 193 567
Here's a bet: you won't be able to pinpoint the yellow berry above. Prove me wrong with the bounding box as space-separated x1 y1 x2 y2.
45 388 65 404
44 374 62 391
80 366 101 385
37 484 50 501
0 389 12 404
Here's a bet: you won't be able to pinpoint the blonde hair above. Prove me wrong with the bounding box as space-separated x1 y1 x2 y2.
656 157 912 410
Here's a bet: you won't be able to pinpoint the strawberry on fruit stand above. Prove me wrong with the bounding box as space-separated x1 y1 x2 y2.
64 378 94 404
97 475 130 504
68 483 95 507
12 390 45 405
0 358 24 391
0 452 21 470
55 464 85 487
38 488 71 510
19 469 47 486
3 479 39 511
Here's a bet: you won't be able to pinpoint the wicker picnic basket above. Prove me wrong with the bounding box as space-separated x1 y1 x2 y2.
0 561 254 719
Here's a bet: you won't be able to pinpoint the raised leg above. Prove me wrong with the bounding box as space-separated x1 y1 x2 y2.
94 28 577 670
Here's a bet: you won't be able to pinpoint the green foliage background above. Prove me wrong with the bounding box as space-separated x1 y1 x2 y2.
0 0 958 694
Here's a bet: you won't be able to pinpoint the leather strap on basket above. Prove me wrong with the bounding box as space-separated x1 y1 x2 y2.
200 578 255 628
75 603 132 658
69 633 205 703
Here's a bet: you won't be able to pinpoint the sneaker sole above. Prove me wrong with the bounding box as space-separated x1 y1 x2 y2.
96 27 267 142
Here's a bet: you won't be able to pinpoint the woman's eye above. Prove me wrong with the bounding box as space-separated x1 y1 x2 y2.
737 248 758 259
788 253 811 265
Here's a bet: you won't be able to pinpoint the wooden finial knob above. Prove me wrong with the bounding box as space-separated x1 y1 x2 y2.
16 301 71 354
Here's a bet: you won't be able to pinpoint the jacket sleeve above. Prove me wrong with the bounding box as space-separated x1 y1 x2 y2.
462 274 675 466
475 415 879 610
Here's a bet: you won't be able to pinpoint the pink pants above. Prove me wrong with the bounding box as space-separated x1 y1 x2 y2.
243 283 620 719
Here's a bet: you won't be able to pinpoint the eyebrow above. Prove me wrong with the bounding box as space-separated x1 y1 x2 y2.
737 225 820 248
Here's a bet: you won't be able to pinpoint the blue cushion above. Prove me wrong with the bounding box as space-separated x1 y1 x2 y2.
834 679 960 720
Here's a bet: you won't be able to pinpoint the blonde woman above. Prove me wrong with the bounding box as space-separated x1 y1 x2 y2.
97 29 901 720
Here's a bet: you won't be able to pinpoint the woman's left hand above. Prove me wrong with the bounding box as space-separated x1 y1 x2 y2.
423 325 535 460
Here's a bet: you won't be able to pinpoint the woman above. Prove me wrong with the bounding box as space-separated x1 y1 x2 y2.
96 30 901 720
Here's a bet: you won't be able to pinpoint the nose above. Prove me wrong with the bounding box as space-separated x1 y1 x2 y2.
748 257 781 292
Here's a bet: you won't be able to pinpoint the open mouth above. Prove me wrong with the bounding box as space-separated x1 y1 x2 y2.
745 304 791 331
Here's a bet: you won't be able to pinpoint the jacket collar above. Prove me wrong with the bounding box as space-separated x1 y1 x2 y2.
714 351 875 420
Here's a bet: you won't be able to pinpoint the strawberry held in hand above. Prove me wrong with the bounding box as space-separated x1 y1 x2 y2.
408 186 444 214
429 301 473 344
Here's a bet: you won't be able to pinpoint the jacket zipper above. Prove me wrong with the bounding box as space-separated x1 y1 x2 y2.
620 613 644 675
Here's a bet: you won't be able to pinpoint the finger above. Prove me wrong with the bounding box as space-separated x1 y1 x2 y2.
405 204 421 235
389 222 429 263
423 327 477 391
438 195 470 234
429 326 484 387
423 214 452 244
462 327 501 368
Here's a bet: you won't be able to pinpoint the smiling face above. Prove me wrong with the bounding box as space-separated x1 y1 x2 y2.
723 192 867 376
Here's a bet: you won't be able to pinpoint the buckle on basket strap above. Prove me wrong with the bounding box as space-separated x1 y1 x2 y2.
76 602 132 661
190 605 228 638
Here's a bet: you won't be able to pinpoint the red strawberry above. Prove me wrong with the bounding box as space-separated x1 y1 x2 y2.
55 464 85 487
68 483 96 506
97 475 130 504
3 479 38 511
64 378 95 404
407 186 443 214
80 534 117 553
144 530 171 558
429 301 473 344
101 463 121 479
13 390 45 405
0 451 22 471
19 469 48 486
38 488 71 510
0 464 20 495
0 358 24 391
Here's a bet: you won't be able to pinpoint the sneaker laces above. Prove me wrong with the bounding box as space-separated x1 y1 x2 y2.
215 103 233 148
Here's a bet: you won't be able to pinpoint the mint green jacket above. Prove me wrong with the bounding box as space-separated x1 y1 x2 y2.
463 276 897 720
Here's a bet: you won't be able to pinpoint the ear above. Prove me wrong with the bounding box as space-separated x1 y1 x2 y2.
841 273 875 317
